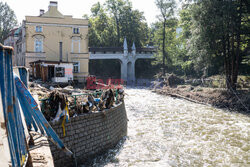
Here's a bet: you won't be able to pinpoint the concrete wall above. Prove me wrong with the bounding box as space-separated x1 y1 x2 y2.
49 102 127 167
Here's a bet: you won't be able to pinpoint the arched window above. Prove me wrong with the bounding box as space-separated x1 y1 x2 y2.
35 39 43 52
34 35 44 52
71 37 81 53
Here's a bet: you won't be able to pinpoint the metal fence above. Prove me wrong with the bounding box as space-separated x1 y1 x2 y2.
0 44 28 166
0 44 72 167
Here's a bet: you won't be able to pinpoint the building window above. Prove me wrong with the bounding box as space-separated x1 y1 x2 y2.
55 67 65 77
35 39 43 52
73 27 79 34
35 26 42 32
73 62 80 73
71 37 81 53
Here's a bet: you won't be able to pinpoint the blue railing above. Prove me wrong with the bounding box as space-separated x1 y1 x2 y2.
0 44 28 166
0 44 72 167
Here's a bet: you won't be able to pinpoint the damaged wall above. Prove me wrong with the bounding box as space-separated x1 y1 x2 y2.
49 102 127 166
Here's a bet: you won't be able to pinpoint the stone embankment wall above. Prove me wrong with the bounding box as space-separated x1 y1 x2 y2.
49 102 127 166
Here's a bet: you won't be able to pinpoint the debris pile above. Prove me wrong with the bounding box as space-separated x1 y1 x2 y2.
30 82 81 98
115 88 125 104
29 82 125 121
152 73 184 88
165 74 184 87
73 94 102 115
41 91 69 121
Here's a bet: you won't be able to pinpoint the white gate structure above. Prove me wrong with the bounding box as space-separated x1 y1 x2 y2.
89 38 156 82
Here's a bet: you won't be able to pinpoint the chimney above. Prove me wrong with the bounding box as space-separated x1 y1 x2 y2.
49 1 58 9
40 9 45 16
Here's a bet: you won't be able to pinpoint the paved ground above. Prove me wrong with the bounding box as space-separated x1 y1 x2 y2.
29 132 54 167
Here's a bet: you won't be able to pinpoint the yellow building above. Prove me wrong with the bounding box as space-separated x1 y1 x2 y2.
23 1 89 82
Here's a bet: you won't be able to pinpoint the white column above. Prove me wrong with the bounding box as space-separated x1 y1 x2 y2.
131 60 135 82
120 60 127 82
126 60 135 83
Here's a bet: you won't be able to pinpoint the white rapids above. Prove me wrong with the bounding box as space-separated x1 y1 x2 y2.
83 88 250 167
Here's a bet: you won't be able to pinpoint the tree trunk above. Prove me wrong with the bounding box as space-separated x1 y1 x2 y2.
231 0 243 90
115 16 120 46
226 27 232 89
162 18 166 75
222 35 230 89
231 26 236 89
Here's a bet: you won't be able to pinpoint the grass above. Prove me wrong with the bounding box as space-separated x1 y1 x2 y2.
207 75 250 89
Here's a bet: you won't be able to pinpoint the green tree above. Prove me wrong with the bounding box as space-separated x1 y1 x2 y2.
88 2 117 47
155 0 176 75
0 2 17 43
119 5 148 47
187 0 249 89
177 4 197 76
88 0 149 47
91 2 102 17
152 19 179 72
105 0 127 46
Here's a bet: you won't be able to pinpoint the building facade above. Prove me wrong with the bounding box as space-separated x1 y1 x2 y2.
5 1 89 82
3 28 19 66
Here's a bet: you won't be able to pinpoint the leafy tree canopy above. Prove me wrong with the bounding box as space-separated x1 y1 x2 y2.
88 0 149 47
0 2 17 43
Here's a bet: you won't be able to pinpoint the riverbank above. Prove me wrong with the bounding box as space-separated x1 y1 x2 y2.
154 85 250 114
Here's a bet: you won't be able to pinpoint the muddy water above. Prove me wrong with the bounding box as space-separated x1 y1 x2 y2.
86 88 250 167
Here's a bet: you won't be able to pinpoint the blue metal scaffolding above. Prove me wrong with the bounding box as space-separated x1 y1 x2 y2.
0 44 72 167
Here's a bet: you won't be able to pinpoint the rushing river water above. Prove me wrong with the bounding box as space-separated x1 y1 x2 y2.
85 88 250 167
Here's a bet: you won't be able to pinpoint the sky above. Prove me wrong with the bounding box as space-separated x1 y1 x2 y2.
1 0 171 26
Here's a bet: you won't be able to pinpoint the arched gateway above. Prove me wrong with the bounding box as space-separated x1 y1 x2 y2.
89 38 155 82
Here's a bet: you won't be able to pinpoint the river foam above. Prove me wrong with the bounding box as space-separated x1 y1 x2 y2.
84 88 250 167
